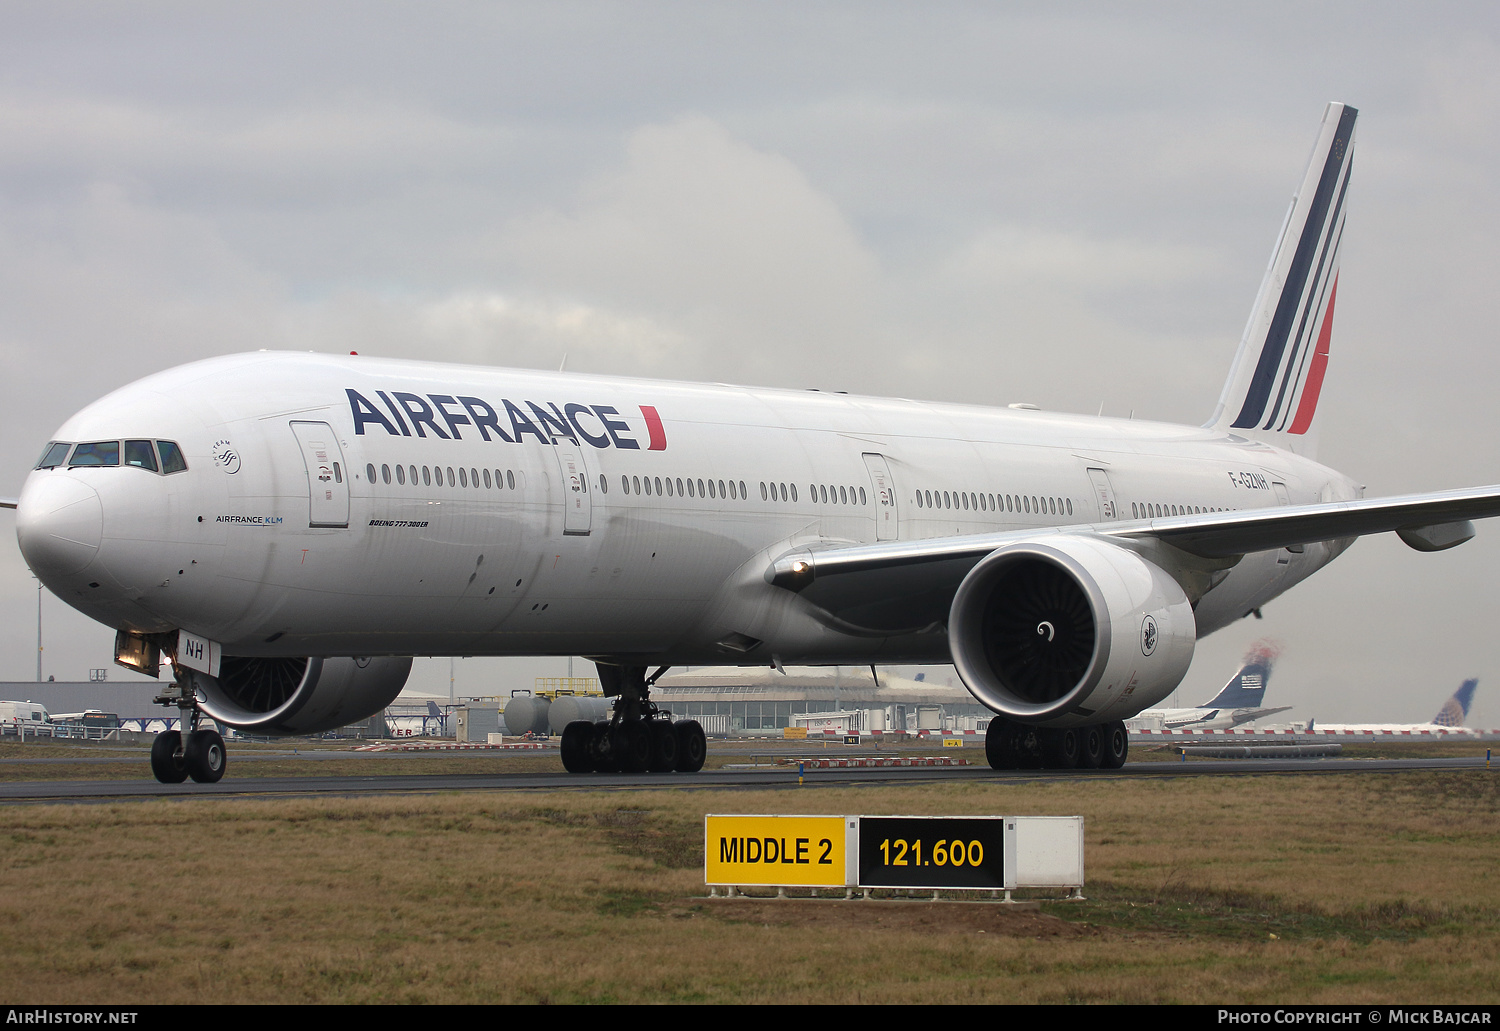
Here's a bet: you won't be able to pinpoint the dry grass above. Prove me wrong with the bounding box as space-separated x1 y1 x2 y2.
1 771 1499 1003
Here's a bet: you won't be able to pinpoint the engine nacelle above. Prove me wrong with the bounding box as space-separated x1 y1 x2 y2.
949 536 1195 728
190 656 413 735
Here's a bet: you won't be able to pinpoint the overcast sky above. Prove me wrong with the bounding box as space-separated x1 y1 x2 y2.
2 2 1498 723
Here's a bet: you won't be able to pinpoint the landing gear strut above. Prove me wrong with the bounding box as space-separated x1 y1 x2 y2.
560 664 706 774
149 665 227 784
985 717 1128 772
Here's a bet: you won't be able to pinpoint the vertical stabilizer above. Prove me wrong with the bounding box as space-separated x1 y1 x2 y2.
1431 679 1478 727
1200 658 1272 708
1207 102 1357 457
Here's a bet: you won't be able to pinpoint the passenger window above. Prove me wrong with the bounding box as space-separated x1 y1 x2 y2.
447 467 456 486
397 465 406 485
366 463 376 483
422 466 432 486
35 442 71 469
383 464 392 485
677 478 685 496
459 468 468 488
409 465 417 485
507 470 515 490
333 462 343 484
471 467 479 488
740 481 747 499
687 479 695 498
70 441 120 467
157 441 188 474
484 469 492 488
655 476 663 495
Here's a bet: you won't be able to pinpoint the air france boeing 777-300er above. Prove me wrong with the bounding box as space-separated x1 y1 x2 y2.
8 102 1500 783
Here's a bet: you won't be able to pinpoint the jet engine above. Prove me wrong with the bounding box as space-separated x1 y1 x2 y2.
189 655 413 735
948 536 1195 727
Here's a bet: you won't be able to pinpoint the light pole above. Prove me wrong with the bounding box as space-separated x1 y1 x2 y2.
34 575 42 683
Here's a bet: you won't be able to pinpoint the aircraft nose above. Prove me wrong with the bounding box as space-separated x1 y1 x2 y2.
16 475 103 580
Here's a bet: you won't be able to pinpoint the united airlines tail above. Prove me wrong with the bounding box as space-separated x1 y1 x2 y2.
1207 102 1357 458
1431 679 1479 727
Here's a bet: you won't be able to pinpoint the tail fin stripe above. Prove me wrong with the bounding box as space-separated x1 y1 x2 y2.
1287 273 1339 434
1265 163 1351 430
1273 212 1346 432
1231 105 1358 429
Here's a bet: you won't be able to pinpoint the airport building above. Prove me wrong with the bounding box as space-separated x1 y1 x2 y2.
648 666 993 734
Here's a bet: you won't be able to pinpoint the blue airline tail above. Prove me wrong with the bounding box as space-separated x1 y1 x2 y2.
1199 657 1273 709
1431 679 1479 727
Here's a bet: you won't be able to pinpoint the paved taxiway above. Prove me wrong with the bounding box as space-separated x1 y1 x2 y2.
0 755 1491 803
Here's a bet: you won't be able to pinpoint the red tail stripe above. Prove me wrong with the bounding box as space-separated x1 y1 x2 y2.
1289 274 1338 435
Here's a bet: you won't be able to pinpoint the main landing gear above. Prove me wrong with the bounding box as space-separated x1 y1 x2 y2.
149 667 227 784
984 716 1129 772
560 664 707 774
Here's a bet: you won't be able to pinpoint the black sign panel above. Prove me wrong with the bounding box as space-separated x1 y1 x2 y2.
857 816 1006 889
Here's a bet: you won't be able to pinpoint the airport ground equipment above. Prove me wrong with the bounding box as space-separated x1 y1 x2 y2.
705 814 1083 900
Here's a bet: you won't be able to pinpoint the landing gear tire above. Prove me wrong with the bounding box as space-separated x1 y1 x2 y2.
150 730 188 784
588 720 619 772
1100 720 1129 769
185 729 227 784
648 720 679 773
561 720 595 773
985 718 1019 770
1041 728 1080 770
1077 725 1105 770
614 721 652 773
673 720 706 773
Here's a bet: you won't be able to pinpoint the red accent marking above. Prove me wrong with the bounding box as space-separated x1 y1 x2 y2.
640 405 667 450
1289 273 1338 434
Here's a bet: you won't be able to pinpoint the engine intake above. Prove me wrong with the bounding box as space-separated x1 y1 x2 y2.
191 655 413 735
949 536 1195 727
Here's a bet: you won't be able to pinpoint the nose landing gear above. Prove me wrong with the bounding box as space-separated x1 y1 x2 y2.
149 666 227 784
560 663 707 774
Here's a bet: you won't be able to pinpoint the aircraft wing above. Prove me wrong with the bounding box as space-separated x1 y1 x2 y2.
767 484 1500 633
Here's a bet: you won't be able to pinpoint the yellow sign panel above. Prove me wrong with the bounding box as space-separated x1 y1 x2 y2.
942 737 965 748
705 815 847 887
783 726 808 739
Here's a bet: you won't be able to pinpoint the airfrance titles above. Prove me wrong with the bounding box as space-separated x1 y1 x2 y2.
346 388 667 451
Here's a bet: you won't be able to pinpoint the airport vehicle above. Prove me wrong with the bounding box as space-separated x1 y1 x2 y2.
1308 679 1481 735
9 102 1500 783
1126 645 1289 732
0 699 50 727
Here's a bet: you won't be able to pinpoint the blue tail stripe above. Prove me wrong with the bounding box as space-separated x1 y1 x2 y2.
1265 159 1353 431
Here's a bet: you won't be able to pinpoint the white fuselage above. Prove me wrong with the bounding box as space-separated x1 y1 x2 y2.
16 351 1359 667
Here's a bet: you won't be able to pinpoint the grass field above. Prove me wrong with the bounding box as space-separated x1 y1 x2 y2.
2 752 1498 1004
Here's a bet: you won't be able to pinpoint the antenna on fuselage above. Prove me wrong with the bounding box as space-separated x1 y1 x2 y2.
558 353 568 373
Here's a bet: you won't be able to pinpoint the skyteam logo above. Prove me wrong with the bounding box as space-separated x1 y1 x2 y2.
345 388 667 451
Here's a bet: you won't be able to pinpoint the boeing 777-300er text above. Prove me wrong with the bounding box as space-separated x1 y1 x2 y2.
9 102 1500 783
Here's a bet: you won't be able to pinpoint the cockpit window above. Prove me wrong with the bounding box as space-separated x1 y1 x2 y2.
69 441 120 467
156 440 187 474
124 440 158 472
35 442 71 469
